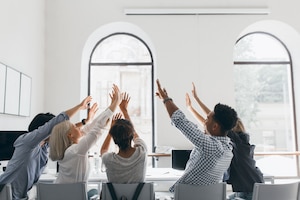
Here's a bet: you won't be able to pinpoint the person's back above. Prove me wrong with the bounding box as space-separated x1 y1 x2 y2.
168 109 234 192
101 93 148 184
0 113 62 199
102 136 147 183
226 119 264 200
155 79 238 193
0 96 95 199
227 131 264 190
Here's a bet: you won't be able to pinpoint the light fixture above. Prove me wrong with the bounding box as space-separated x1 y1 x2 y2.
124 8 270 16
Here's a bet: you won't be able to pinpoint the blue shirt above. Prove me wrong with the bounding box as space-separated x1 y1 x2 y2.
0 112 69 200
169 110 233 192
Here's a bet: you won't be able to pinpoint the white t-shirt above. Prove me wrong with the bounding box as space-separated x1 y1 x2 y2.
102 138 147 183
55 108 113 183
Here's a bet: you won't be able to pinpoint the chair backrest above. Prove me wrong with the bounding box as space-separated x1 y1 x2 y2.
174 182 227 200
298 182 300 200
101 182 154 200
252 182 299 200
0 184 12 200
37 182 87 200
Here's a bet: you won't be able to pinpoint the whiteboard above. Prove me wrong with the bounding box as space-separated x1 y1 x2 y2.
0 63 5 113
4 67 20 115
19 74 31 116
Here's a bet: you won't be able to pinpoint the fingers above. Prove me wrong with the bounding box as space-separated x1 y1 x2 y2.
83 96 92 104
114 112 123 119
186 93 191 106
90 103 99 112
80 96 93 109
122 92 131 102
156 79 168 99
110 84 122 105
111 112 123 127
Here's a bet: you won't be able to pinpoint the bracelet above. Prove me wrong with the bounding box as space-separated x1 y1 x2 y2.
163 97 173 104
81 119 86 125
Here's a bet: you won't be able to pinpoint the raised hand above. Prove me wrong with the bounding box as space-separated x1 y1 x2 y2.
110 112 123 127
80 96 93 110
191 82 198 99
87 103 99 122
186 93 192 108
156 79 168 100
109 84 122 112
120 92 130 111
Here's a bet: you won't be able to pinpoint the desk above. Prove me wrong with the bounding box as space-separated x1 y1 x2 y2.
39 167 183 183
39 168 183 192
39 167 274 183
39 167 274 192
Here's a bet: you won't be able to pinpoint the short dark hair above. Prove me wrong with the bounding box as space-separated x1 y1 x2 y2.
28 113 55 132
213 103 238 135
109 119 134 150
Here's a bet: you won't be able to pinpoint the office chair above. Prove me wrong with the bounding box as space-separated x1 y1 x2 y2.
252 181 299 200
37 182 88 200
0 184 12 200
101 182 155 200
174 182 227 200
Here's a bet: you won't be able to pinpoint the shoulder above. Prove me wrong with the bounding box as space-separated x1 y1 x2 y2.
134 138 148 151
102 152 115 160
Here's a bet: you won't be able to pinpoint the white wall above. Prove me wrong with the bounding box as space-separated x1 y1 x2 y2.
0 0 45 130
44 0 300 150
1 0 300 152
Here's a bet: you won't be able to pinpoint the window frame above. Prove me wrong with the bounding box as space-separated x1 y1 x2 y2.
87 32 156 162
234 31 299 177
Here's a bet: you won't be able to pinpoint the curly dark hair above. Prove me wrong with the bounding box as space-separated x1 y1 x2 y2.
213 103 238 135
109 119 134 150
28 112 55 132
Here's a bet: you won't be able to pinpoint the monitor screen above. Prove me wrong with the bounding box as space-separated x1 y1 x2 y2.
0 131 27 161
172 149 192 170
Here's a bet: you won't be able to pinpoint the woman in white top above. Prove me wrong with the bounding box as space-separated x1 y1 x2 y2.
48 84 122 184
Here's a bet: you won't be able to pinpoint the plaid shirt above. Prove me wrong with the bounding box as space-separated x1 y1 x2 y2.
169 110 233 192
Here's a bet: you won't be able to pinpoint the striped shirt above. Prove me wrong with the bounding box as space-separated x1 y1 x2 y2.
169 110 233 192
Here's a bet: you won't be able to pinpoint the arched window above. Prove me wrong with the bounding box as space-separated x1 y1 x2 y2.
233 32 298 177
88 33 154 166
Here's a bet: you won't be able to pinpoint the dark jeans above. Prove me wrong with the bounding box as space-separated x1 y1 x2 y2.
88 188 99 200
228 192 253 200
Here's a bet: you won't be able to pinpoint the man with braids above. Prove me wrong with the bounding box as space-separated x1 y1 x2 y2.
156 79 238 193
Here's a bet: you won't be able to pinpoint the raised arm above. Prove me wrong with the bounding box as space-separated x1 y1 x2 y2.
109 84 123 114
83 84 122 135
16 96 93 148
74 84 122 155
156 79 179 117
65 96 93 118
75 102 99 129
119 92 139 139
186 93 206 125
100 113 123 155
191 82 211 115
119 92 131 121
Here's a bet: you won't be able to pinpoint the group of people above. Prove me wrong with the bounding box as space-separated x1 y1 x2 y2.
0 79 263 200
184 82 264 200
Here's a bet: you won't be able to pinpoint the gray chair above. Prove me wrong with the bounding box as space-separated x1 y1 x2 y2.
37 182 88 200
252 182 299 200
0 184 12 200
101 182 155 200
174 182 227 200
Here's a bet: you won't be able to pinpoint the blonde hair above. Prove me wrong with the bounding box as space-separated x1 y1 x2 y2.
49 120 72 161
232 118 246 133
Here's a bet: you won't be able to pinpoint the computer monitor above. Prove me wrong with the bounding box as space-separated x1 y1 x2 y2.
171 149 192 170
0 131 27 171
